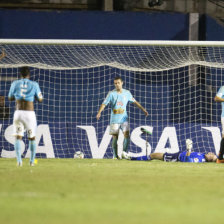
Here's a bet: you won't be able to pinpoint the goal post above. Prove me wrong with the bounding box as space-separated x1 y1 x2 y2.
0 39 223 159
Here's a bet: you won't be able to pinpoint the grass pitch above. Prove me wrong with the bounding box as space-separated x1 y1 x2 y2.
0 158 224 224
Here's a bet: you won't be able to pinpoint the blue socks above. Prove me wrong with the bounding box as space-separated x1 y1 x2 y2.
29 140 36 164
14 139 22 164
131 155 150 161
112 137 118 158
131 156 151 161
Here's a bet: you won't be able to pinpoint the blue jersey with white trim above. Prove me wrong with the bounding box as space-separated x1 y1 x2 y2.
103 89 135 124
216 86 224 117
8 78 42 102
179 151 206 163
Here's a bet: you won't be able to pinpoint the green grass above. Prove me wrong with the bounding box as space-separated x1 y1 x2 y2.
1 158 224 224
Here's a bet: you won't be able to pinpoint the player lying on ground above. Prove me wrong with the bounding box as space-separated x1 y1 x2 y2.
8 66 43 166
123 139 217 163
96 76 148 159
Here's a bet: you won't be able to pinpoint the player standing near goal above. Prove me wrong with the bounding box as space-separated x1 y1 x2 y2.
214 87 224 163
96 76 148 159
8 67 43 166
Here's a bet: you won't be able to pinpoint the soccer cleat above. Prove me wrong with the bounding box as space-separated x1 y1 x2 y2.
113 155 122 160
122 151 130 160
30 162 35 166
216 159 224 164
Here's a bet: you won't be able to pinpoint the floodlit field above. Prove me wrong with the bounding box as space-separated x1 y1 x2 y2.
0 158 224 224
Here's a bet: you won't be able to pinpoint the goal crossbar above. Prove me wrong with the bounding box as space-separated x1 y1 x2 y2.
0 39 223 47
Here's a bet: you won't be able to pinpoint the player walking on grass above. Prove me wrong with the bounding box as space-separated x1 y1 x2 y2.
214 86 224 163
8 67 43 166
96 76 148 159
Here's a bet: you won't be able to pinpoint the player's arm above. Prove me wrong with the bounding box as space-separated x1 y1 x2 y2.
8 96 15 101
0 49 6 60
35 83 43 103
36 93 43 103
214 95 224 102
133 101 148 116
186 139 193 156
214 87 224 102
96 104 106 120
97 92 111 120
8 82 15 101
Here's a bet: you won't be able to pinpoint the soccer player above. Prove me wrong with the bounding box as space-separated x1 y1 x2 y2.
214 86 224 163
136 151 217 163
8 66 43 166
124 139 217 162
96 76 148 159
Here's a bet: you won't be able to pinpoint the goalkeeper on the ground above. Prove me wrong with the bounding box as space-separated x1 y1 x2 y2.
96 76 148 159
124 139 217 163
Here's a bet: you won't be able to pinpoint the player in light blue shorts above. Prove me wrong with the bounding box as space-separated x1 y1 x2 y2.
8 66 43 166
214 86 224 163
96 76 148 159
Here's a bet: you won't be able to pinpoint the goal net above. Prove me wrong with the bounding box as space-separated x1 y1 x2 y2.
0 39 223 159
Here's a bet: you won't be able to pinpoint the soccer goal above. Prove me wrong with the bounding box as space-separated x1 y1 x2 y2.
0 39 223 159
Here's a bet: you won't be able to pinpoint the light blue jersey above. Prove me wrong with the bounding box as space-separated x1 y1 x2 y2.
216 86 224 117
103 89 136 124
8 78 42 102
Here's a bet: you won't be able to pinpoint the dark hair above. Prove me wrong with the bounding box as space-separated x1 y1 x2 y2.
114 76 123 82
20 66 30 78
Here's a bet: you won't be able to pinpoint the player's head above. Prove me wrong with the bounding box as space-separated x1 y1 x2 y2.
114 76 123 91
205 152 217 162
20 66 30 78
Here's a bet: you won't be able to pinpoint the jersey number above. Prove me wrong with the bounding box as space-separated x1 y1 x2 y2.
20 84 27 99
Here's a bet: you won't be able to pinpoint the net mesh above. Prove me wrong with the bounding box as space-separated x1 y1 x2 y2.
0 41 223 158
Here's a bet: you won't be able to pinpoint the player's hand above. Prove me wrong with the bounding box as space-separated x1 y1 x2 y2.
96 113 101 120
144 111 149 117
0 48 6 59
1 48 6 57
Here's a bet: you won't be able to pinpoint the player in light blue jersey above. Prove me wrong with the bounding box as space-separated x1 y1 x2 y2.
8 66 43 166
96 76 148 159
214 86 224 163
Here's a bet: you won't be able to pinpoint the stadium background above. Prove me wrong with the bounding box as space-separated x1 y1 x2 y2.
0 4 224 158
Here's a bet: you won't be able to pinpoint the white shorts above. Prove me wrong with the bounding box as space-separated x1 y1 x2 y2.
109 122 130 135
13 110 37 138
222 117 224 135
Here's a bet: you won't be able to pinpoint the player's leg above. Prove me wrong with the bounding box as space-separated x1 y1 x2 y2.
123 131 130 152
128 152 161 161
26 111 37 166
109 124 120 159
217 118 224 163
13 113 24 166
163 152 180 162
28 137 36 166
112 134 119 159
13 111 25 166
121 122 130 153
14 135 23 166
150 153 164 160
